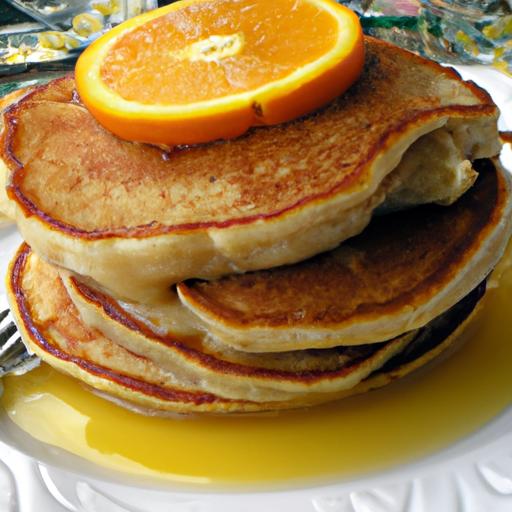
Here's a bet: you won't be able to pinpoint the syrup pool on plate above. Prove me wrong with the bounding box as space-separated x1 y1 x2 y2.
1 246 512 487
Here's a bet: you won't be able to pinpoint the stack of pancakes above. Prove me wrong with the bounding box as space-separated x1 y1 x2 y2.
1 38 511 413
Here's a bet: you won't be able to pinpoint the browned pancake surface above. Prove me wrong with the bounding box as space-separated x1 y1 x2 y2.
8 244 487 413
2 38 493 235
179 160 502 329
10 245 222 406
71 273 397 377
18 245 404 383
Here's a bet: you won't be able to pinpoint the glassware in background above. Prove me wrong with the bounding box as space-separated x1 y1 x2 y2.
353 0 427 55
338 0 512 74
2 0 511 74
418 0 512 73
0 0 157 74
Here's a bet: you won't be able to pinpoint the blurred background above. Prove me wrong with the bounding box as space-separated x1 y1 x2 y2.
0 0 511 82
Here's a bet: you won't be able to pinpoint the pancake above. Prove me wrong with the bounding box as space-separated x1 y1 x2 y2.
0 38 501 303
12 246 413 402
19 160 505 404
6 243 486 413
106 159 508 352
0 89 30 223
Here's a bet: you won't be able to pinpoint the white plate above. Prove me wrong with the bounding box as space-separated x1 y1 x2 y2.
0 66 511 512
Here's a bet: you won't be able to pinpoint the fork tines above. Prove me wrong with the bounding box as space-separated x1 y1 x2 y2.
0 308 39 377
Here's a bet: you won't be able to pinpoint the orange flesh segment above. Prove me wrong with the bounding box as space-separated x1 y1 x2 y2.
101 0 339 105
75 0 364 145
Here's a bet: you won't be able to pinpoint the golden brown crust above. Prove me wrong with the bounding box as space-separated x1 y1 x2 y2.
7 243 487 413
181 161 497 327
178 160 508 345
0 38 502 303
69 273 399 381
0 86 35 223
16 245 412 398
2 39 496 238
6 244 409 409
8 243 223 406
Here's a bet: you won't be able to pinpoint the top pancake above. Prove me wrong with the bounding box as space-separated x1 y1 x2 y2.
2 43 496 231
0 38 501 302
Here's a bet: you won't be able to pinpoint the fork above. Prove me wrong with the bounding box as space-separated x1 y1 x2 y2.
0 307 39 378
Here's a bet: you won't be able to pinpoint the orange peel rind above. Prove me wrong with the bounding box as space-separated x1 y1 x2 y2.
75 0 364 145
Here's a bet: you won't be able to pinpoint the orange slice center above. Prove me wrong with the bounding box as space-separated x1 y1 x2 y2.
100 0 339 105
76 0 364 145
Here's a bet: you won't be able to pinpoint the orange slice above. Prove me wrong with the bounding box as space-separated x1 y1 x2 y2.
75 0 364 145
